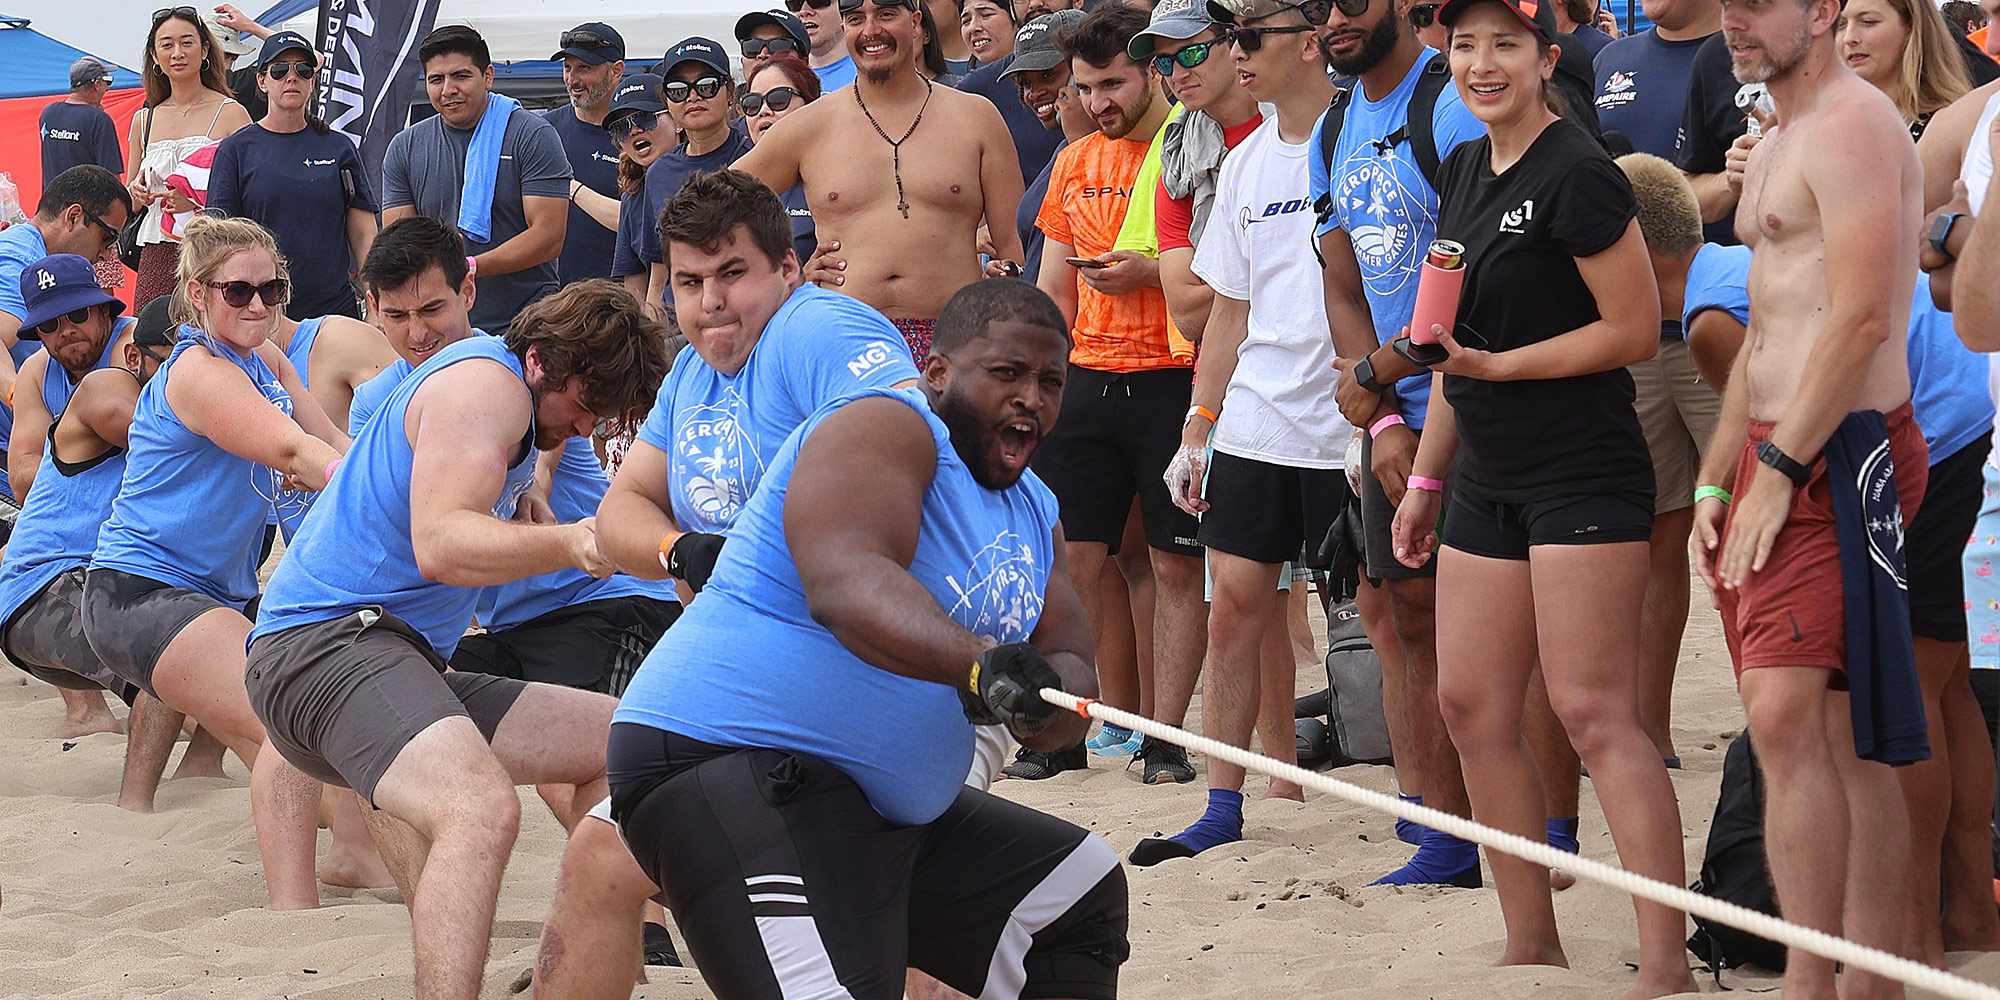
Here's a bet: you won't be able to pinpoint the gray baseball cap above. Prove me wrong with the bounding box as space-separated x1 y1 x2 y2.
69 57 113 89
1128 0 1217 59
1206 0 1333 24
998 8 1088 79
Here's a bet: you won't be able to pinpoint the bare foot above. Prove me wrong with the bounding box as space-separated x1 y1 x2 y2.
1494 942 1568 968
116 793 156 814
56 688 125 737
169 728 228 780
1614 970 1699 1000
1549 867 1576 891
1264 778 1305 802
319 849 396 890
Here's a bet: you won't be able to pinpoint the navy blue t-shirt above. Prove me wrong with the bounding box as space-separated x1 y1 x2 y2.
636 123 756 267
542 104 622 285
39 101 122 180
1019 139 1067 282
781 184 816 262
1570 23 1614 56
208 123 379 319
612 185 650 280
1593 30 1714 160
957 55 1064 191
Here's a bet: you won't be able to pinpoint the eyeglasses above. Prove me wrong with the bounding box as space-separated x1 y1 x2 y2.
741 36 802 58
263 60 315 80
79 206 119 242
608 110 661 136
204 278 290 308
1225 24 1315 52
1152 40 1217 76
151 6 198 25
1408 2 1440 24
663 76 727 103
560 28 617 50
739 87 803 114
785 0 835 9
32 307 94 338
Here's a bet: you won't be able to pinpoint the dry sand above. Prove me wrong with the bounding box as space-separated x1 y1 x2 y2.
4 591 2000 999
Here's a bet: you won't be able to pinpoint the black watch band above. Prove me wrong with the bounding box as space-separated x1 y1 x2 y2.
1755 440 1812 487
1352 354 1387 394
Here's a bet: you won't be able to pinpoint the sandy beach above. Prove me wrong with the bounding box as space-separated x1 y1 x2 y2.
5 588 2000 999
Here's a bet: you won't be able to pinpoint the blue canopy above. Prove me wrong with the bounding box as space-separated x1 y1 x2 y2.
0 15 142 99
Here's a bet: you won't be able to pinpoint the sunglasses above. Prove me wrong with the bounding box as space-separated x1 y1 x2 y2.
262 60 315 80
137 344 171 364
607 110 662 136
1408 2 1440 25
785 0 836 9
33 307 95 338
1152 40 1217 76
1226 24 1315 52
80 206 119 243
742 36 802 58
151 5 198 25
663 76 727 103
560 28 617 50
205 278 289 309
739 87 803 114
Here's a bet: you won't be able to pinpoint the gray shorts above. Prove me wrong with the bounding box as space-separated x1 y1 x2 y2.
3 567 139 703
246 608 528 804
1359 429 1453 582
81 567 230 699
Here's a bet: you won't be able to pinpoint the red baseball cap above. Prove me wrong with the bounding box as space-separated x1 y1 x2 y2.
1438 0 1555 40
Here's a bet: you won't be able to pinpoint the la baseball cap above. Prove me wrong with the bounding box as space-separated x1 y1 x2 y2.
256 31 316 70
661 36 731 78
132 296 177 350
69 57 113 90
999 8 1089 79
17 255 122 341
1129 0 1216 59
552 21 626 64
1437 0 1556 40
735 9 812 51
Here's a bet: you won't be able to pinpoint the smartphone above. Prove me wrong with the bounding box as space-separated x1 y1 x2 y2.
1065 256 1110 269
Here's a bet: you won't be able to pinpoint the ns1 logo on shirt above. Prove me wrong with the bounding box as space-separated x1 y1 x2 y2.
1499 198 1535 235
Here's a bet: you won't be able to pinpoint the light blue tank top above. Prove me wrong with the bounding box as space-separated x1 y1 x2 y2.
39 316 133 419
270 317 325 539
252 335 539 657
0 387 132 625
92 327 294 607
614 387 1062 826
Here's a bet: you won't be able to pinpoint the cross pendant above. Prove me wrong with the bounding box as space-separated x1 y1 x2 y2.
898 201 910 219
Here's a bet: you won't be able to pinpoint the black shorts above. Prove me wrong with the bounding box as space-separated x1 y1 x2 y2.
1030 365 1200 556
81 567 232 699
1907 434 1991 642
1441 489 1654 561
1359 430 1448 582
450 596 680 696
1197 450 1349 565
607 724 1129 1000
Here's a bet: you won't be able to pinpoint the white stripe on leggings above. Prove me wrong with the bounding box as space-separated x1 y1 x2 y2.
752 914 857 1000
978 834 1119 1000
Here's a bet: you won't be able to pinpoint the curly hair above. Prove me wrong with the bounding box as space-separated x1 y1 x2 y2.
504 280 672 433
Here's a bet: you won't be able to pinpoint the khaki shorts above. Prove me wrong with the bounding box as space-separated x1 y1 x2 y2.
246 608 527 804
1629 338 1722 514
3 567 137 703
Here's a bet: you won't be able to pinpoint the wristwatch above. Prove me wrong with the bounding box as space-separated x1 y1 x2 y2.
1351 353 1387 394
1928 212 1966 261
1755 440 1812 487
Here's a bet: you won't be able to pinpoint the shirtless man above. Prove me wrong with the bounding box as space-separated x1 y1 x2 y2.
1692 0 1926 994
735 0 1026 362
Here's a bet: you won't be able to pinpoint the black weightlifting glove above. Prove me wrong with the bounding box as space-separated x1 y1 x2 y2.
665 532 726 593
959 642 1064 739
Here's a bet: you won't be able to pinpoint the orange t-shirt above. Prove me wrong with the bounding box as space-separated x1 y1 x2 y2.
1035 132 1178 372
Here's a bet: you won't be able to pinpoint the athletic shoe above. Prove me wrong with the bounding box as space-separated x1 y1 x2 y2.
1000 744 1088 780
1132 736 1195 784
1085 724 1131 752
643 922 682 967
1092 731 1144 757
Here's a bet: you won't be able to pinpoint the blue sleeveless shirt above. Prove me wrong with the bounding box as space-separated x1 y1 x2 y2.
0 384 133 624
613 387 1062 826
268 317 326 540
39 315 133 419
252 335 539 656
92 327 295 607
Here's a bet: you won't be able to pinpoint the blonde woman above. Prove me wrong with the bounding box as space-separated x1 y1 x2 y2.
1839 0 1972 138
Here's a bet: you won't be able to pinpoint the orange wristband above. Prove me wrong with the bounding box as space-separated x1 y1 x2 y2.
658 531 683 569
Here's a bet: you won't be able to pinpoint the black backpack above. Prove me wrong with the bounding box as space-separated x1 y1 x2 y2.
1312 52 1454 230
1686 733 1788 976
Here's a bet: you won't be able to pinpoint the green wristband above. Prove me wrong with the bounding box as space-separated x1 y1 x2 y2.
1695 485 1732 505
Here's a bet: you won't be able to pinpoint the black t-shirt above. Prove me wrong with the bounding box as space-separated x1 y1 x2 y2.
542 104 622 285
1674 32 1749 244
39 101 123 180
207 123 379 319
1435 118 1652 502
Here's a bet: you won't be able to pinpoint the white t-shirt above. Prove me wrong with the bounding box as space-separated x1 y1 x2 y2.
1962 89 2000 465
1191 119 1354 469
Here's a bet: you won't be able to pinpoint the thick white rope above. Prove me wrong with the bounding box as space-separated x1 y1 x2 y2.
1039 689 2000 1000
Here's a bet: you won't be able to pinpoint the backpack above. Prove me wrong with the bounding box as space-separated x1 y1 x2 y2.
1319 598 1395 767
1686 733 1788 976
1312 51 1453 231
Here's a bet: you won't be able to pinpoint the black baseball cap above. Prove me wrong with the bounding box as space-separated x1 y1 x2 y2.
735 9 812 51
553 22 626 63
132 296 178 350
1437 0 1555 40
606 73 666 121
256 31 316 70
999 8 1087 78
661 36 732 78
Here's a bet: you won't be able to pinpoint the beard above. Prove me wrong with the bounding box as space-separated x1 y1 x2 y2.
1322 14 1401 77
934 383 1024 490
571 77 616 111
1727 22 1811 84
1099 88 1154 140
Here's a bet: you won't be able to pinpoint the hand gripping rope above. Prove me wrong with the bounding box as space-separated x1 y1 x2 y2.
1040 690 2000 1000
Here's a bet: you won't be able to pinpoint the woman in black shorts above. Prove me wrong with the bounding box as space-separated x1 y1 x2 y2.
1388 0 1695 994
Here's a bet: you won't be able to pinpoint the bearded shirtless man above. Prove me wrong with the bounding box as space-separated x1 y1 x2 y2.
734 0 1026 361
1691 0 1926 995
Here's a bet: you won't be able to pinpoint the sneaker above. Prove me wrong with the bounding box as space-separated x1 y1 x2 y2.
1001 744 1088 780
642 922 683 967
1092 731 1144 757
1132 736 1195 784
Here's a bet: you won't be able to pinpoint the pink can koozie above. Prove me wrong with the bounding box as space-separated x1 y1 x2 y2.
1409 240 1465 346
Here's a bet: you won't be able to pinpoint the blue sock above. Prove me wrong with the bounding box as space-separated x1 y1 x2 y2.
1101 724 1131 742
1370 830 1480 887
1395 794 1431 846
1166 789 1244 853
1547 817 1579 855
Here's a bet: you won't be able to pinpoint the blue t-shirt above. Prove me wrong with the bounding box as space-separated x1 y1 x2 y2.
957 55 1066 191
1309 50 1483 429
1592 30 1713 161
1907 282 1993 463
0 223 51 496
40 101 123 180
815 53 858 93
781 184 816 263
635 122 756 268
633 283 919 534
541 104 622 286
254 336 539 656
613 386 1062 826
1681 242 1751 340
208 124 378 320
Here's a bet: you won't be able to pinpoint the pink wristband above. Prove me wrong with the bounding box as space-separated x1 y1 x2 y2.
465 255 479 277
1368 413 1404 438
324 458 341 484
1406 475 1444 492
